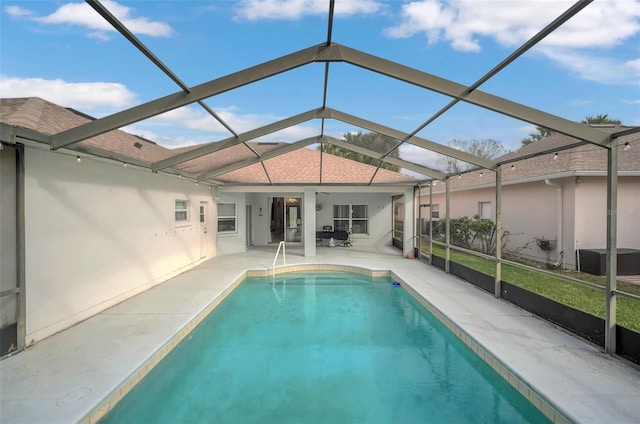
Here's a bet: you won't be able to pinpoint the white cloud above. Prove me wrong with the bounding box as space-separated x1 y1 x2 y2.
4 5 33 17
235 0 384 21
384 0 640 84
398 143 448 171
539 47 640 85
133 105 319 147
0 76 138 111
6 1 172 38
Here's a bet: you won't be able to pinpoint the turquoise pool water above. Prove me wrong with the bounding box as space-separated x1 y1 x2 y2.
100 272 550 423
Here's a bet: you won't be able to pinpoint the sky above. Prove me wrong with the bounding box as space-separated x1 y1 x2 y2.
1 0 639 173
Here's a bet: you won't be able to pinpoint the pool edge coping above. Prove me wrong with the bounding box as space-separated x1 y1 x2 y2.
83 264 572 424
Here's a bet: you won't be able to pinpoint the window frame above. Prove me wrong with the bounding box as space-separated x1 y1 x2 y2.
431 204 440 219
478 201 492 220
333 204 369 235
175 200 189 224
217 202 237 234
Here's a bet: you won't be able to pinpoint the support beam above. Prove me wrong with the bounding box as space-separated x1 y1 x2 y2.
16 144 26 350
304 188 316 257
324 136 446 179
403 187 415 258
405 0 592 140
338 44 611 147
445 179 451 273
605 143 618 353
429 182 433 263
326 108 495 169
495 166 503 299
153 108 323 171
198 136 319 181
1 123 50 145
51 44 326 150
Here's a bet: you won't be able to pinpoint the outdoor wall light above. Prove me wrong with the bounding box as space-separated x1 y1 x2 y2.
511 164 515 170
76 155 81 163
123 162 127 167
624 142 630 151
554 153 559 160
259 207 263 216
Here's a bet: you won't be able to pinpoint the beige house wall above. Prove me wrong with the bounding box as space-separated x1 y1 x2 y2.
425 175 640 270
23 147 216 344
574 176 640 251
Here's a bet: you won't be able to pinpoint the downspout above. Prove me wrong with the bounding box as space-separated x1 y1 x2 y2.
544 179 563 268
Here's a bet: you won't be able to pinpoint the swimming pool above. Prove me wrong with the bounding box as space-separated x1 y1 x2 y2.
100 271 549 423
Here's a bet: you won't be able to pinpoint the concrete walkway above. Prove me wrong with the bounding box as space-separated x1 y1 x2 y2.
1 246 639 423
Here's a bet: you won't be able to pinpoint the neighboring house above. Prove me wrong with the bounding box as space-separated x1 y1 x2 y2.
0 97 417 348
423 128 640 270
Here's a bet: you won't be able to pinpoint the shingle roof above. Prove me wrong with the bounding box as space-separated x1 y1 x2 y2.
214 144 416 184
439 128 639 191
1 97 417 185
1 97 175 163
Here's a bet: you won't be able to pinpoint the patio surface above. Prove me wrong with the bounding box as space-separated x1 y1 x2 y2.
1 245 639 423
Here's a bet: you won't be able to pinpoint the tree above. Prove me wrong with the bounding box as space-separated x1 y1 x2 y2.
432 215 508 255
318 131 401 172
444 138 506 173
581 114 621 125
522 114 622 146
521 126 554 146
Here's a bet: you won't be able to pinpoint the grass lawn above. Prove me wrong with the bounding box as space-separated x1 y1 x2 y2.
428 244 640 333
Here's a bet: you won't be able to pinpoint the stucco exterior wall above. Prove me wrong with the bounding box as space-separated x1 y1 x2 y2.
215 192 247 255
23 148 215 344
315 192 394 247
428 180 564 264
574 176 640 250
228 191 395 249
0 146 18 329
425 175 640 269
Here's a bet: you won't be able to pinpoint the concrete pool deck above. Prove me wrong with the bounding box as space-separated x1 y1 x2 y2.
1 246 639 423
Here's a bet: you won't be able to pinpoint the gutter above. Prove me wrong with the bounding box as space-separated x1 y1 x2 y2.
544 179 564 268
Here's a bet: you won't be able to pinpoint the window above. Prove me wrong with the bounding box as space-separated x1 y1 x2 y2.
217 203 237 233
333 204 368 235
431 204 440 219
175 200 188 222
478 201 491 220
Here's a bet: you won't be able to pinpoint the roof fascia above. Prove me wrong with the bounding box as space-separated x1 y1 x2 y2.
429 171 639 194
324 135 444 180
219 183 415 191
337 44 611 147
153 108 324 172
325 108 495 169
199 136 320 181
50 44 327 150
496 140 589 166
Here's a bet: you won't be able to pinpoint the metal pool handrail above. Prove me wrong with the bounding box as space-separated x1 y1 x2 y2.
272 241 286 276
